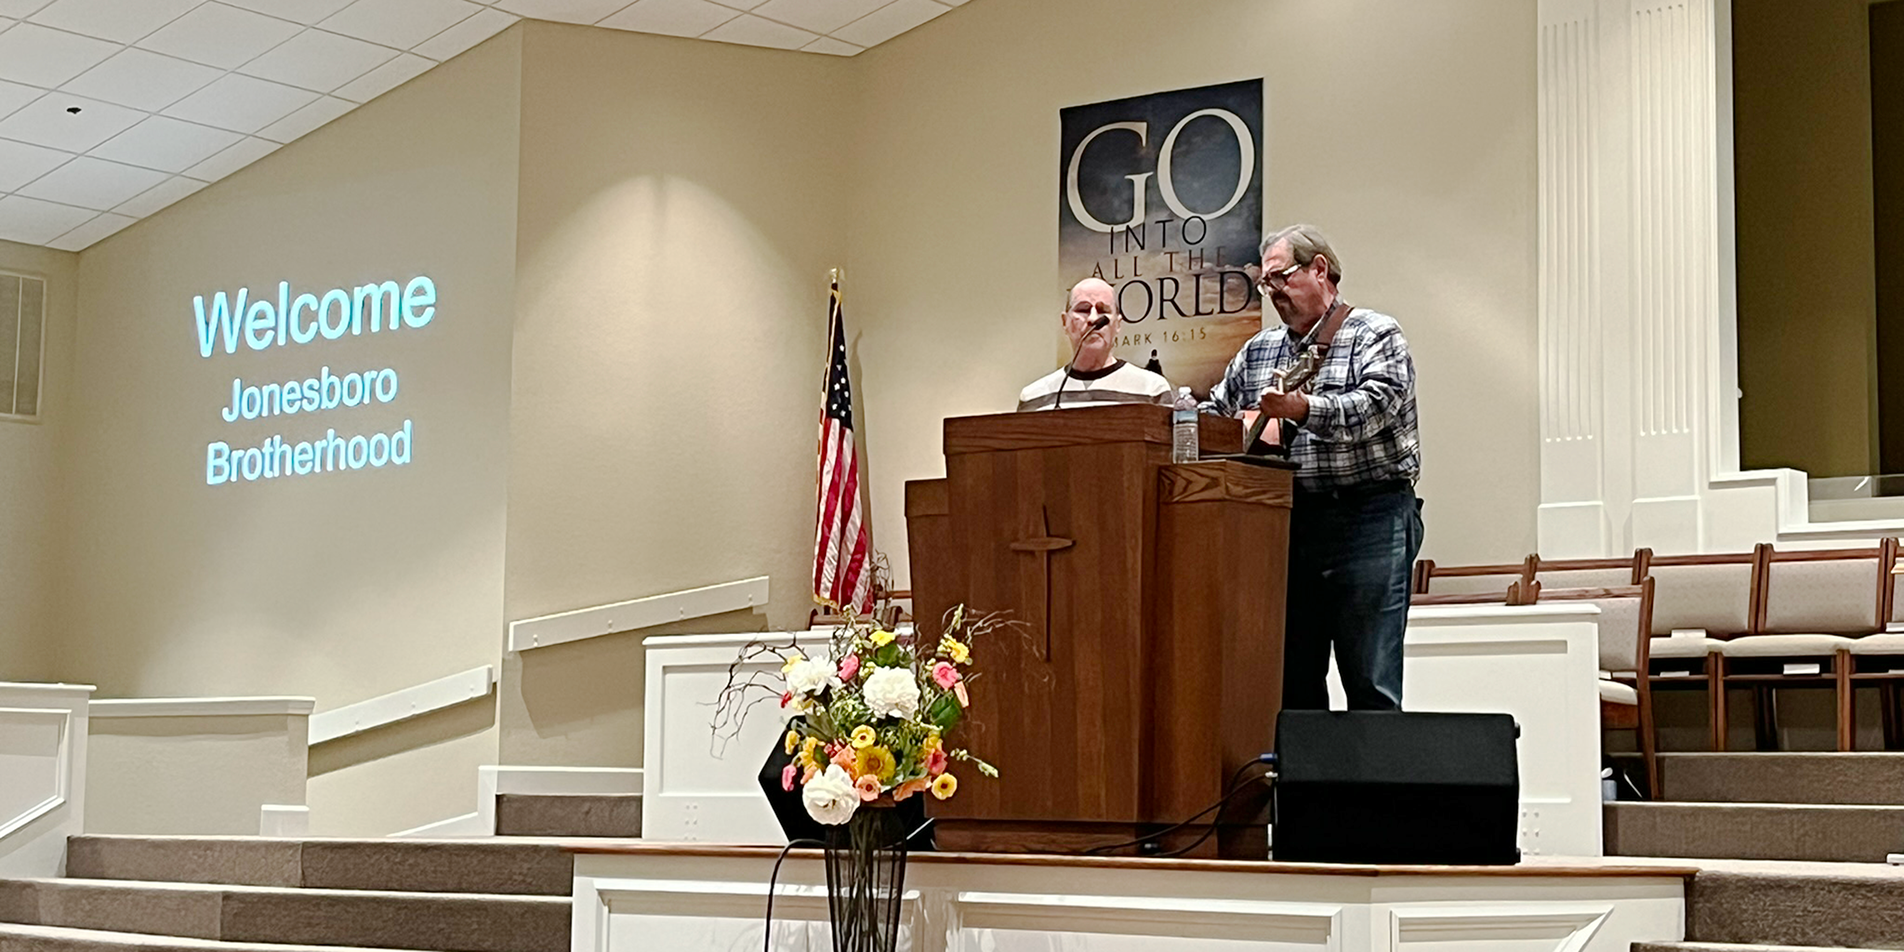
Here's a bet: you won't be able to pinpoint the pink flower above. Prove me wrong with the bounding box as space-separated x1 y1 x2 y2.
926 746 948 776
932 662 960 689
953 682 970 707
839 655 861 681
892 778 930 801
854 774 882 801
831 746 857 770
781 763 798 792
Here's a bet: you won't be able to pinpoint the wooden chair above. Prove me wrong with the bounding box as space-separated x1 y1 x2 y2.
1849 543 1904 747
1722 543 1891 751
1413 555 1536 596
1641 550 1761 751
1534 553 1644 589
1410 581 1528 608
1518 578 1659 797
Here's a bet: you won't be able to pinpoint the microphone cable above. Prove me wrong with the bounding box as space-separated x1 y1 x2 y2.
1052 314 1112 410
1081 755 1275 858
760 818 936 952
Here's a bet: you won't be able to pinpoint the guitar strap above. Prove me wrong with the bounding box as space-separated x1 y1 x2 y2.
1262 300 1352 452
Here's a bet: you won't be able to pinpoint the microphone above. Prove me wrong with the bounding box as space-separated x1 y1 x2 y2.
1053 315 1112 411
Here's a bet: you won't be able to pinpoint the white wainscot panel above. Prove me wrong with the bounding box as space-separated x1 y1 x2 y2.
580 876 915 952
1388 902 1612 952
957 892 1343 952
644 632 831 843
0 683 93 877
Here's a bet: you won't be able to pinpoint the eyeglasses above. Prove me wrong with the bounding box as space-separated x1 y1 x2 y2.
1254 262 1304 295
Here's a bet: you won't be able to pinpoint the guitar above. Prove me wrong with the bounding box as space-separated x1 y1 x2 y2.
1241 342 1329 452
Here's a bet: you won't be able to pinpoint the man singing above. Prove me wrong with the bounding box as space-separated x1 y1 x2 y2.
1204 224 1423 711
1017 278 1173 411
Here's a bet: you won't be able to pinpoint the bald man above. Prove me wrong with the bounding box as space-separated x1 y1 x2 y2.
1017 278 1173 411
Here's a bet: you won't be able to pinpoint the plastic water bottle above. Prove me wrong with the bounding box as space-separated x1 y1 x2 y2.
1171 387 1199 463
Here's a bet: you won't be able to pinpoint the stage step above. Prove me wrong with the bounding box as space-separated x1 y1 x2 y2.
1636 944 1879 951
1604 802 1904 863
64 837 572 896
0 879 568 952
1636 753 1904 805
494 794 641 838
1683 870 1904 948
0 922 436 952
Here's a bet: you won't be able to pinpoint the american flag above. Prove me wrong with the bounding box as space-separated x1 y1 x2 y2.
813 276 873 614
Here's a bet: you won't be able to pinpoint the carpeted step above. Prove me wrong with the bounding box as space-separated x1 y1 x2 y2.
1636 944 1882 951
1685 870 1904 948
1633 753 1904 805
65 838 571 896
0 880 568 952
493 795 641 838
1605 802 1904 862
0 922 435 952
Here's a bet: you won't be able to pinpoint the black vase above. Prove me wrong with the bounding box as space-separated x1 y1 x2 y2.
822 805 910 952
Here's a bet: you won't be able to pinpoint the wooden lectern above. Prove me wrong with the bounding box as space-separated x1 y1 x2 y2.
905 404 1293 859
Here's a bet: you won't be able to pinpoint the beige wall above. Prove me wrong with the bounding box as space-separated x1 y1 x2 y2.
500 22 853 767
0 240 75 681
846 0 1540 573
58 31 523 835
1734 0 1879 477
87 713 308 835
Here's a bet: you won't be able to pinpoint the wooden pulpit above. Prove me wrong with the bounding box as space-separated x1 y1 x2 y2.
905 404 1292 860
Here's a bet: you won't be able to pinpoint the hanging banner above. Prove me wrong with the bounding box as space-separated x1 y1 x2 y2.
1058 78 1264 397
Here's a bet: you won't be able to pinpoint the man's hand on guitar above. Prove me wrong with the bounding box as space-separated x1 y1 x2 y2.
1258 388 1310 423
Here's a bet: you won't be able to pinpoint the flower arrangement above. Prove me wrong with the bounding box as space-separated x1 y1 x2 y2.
719 605 1000 826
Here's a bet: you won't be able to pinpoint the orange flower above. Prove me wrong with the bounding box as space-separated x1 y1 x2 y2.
892 778 931 802
854 773 882 801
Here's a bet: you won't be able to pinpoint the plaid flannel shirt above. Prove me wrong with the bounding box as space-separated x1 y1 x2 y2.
1201 308 1421 491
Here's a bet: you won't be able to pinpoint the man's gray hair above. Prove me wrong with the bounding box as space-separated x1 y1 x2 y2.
1260 224 1343 284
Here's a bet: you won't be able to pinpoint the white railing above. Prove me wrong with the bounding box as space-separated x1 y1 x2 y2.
507 577 769 653
309 666 496 744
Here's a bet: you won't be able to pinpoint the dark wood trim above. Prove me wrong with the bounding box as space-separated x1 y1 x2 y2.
905 479 947 517
563 842 1698 879
943 405 1248 456
1157 462 1293 507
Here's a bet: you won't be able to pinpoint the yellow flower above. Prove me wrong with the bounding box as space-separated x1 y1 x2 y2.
856 745 897 782
783 729 799 755
780 651 804 674
850 725 877 749
802 737 822 764
930 772 958 799
871 629 897 647
924 731 941 751
940 638 970 664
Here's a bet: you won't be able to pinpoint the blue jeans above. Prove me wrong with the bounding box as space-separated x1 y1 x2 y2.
1282 482 1424 711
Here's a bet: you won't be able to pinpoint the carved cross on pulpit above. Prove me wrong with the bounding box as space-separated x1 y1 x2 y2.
1010 504 1073 661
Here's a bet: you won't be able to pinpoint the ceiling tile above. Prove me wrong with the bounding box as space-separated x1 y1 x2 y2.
320 0 479 49
0 93 143 151
256 94 351 142
751 0 882 35
0 194 95 244
182 135 276 180
91 115 241 172
936 0 963 4
17 155 168 209
0 80 40 121
163 73 317 133
800 35 858 55
597 0 735 38
239 28 397 92
830 0 942 47
331 52 432 102
412 6 514 59
48 210 134 251
0 0 52 17
220 0 356 24
700 13 813 49
60 48 223 112
706 0 767 9
137 2 304 69
492 0 622 24
0 22 119 86
29 0 200 44
114 173 206 216
0 137 72 191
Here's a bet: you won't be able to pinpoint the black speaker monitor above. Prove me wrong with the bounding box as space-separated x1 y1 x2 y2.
1272 710 1520 865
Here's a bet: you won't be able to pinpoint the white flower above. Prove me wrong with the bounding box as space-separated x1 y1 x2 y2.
786 657 839 698
802 764 859 825
862 666 921 720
